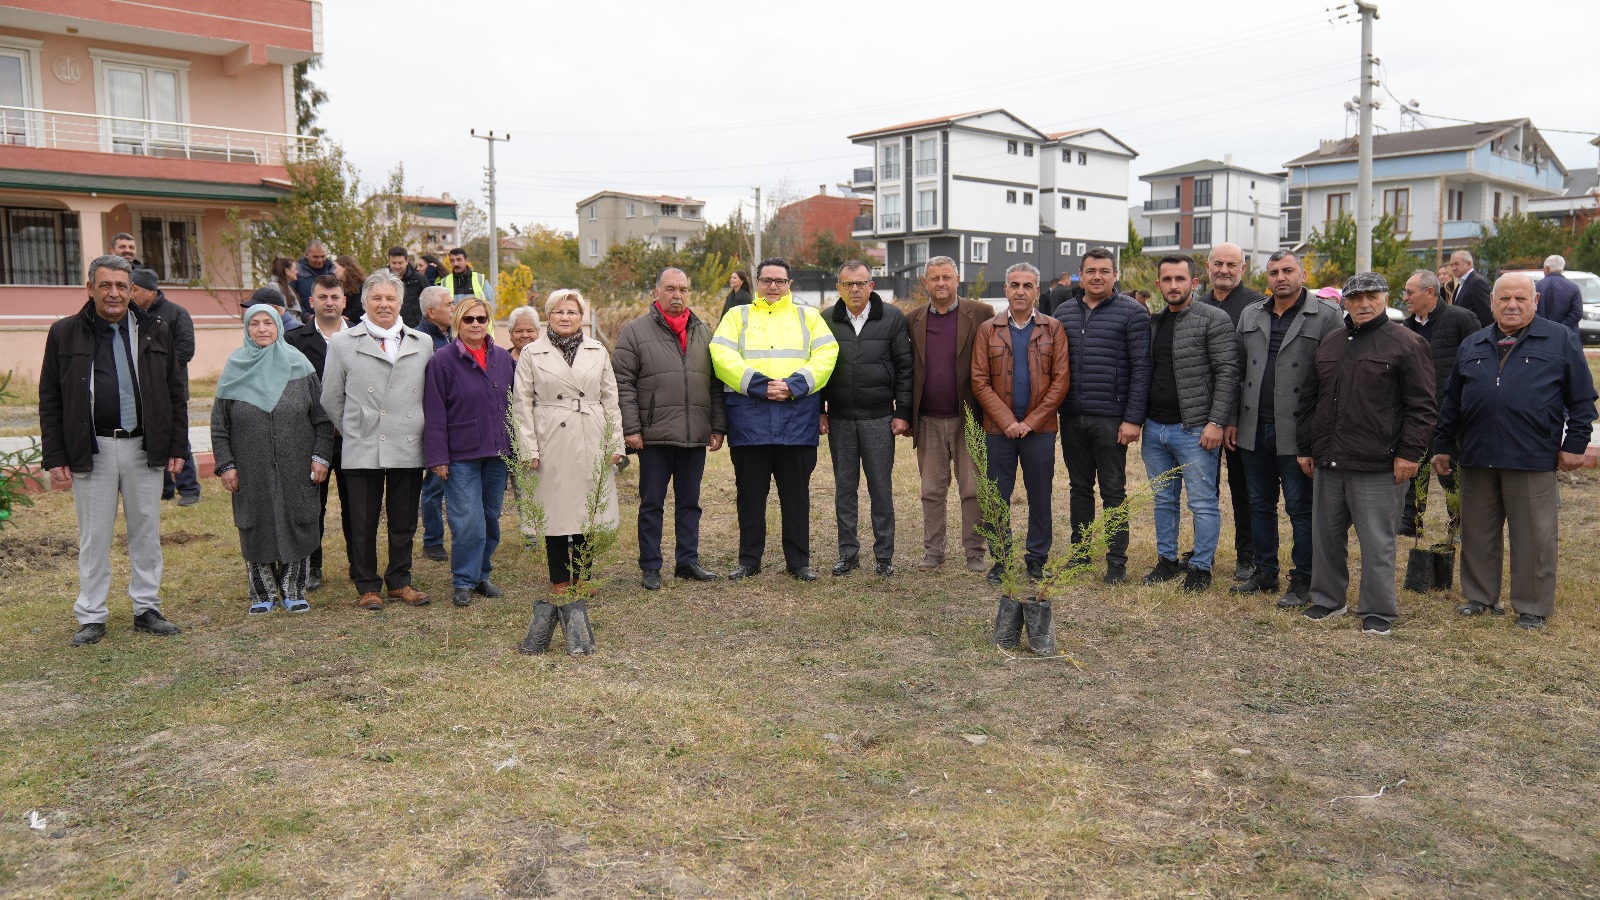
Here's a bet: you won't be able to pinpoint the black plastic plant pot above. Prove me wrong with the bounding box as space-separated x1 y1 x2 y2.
1430 545 1456 590
1404 548 1438 592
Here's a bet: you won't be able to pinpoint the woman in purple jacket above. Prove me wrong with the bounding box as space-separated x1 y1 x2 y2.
423 297 516 608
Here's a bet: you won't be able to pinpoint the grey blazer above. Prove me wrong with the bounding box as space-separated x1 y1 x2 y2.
320 322 434 469
1235 293 1343 455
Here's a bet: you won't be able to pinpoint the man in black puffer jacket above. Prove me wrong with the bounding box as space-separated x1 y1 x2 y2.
613 267 728 590
1052 247 1150 583
820 260 913 577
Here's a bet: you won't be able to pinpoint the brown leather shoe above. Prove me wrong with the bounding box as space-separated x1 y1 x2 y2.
356 592 383 611
387 585 430 606
548 581 571 597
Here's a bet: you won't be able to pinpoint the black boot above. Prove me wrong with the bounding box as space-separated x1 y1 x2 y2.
558 599 596 656
517 602 558 655
1022 599 1057 655
993 596 1024 649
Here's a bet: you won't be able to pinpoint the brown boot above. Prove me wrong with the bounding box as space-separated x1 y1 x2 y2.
356 592 383 611
387 585 430 606
549 581 571 597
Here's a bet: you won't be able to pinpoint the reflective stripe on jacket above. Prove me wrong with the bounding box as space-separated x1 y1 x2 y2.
710 294 839 445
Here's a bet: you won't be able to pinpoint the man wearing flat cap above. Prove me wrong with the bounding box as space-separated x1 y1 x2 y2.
129 268 201 506
1295 272 1436 636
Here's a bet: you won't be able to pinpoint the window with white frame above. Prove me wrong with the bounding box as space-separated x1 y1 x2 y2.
660 204 679 217
1061 196 1070 210
916 136 937 176
916 190 937 227
1023 192 1033 206
625 202 635 217
663 235 677 251
587 238 599 257
1078 152 1088 165
1077 198 1087 211
1022 239 1034 254
1007 140 1018 155
1023 143 1034 157
1006 238 1018 252
1060 242 1070 256
1 206 81 285
93 51 190 154
1076 242 1086 255
1006 190 1017 204
589 205 597 220
134 211 200 283
880 142 900 180
880 192 901 229
0 38 43 146
1061 148 1071 163
971 238 989 264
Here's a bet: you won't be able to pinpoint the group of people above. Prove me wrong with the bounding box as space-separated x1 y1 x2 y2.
39 238 1596 656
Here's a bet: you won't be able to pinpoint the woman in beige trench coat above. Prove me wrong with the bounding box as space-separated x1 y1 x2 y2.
513 289 624 656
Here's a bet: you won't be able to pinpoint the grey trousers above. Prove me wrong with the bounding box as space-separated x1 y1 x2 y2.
915 415 985 563
72 436 164 624
1458 466 1558 618
1308 468 1408 623
829 415 896 561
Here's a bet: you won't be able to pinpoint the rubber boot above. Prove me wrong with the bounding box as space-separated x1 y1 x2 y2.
517 601 558 655
993 596 1024 649
1022 599 1057 656
558 599 596 656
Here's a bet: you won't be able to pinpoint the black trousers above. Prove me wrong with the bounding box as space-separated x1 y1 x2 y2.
1062 415 1130 568
636 444 708 571
310 441 350 575
1221 445 1254 565
730 443 817 571
342 467 423 594
546 534 592 585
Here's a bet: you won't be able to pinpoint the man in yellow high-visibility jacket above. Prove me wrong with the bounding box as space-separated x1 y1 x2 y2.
710 257 839 581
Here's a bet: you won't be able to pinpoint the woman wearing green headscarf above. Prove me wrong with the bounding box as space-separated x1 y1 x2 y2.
211 302 335 614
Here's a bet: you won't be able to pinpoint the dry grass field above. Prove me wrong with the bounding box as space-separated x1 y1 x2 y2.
1 425 1598 897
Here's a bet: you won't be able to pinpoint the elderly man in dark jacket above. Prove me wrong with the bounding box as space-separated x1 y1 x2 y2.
1226 250 1341 608
1053 247 1151 584
1203 242 1268 581
1433 273 1597 630
1296 273 1436 636
40 255 188 645
1398 268 1480 538
1535 255 1584 333
614 267 728 590
1141 255 1239 593
820 260 913 577
127 267 202 507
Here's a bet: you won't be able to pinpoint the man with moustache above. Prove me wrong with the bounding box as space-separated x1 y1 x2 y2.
904 256 994 572
1225 250 1340 608
1201 242 1265 582
1397 269 1479 538
285 274 355 592
1140 255 1238 592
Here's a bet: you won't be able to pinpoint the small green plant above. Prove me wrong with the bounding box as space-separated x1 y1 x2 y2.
1035 466 1178 602
560 416 622 598
0 371 42 529
963 407 1023 597
501 392 546 563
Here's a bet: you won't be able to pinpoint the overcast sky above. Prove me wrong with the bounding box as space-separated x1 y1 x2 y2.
317 0 1597 234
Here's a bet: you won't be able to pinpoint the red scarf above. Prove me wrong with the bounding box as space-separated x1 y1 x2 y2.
656 301 690 352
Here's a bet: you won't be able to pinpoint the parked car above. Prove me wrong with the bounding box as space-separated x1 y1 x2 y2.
1505 269 1600 345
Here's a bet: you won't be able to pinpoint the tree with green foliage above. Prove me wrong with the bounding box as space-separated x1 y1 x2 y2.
802 229 877 272
223 144 413 285
292 57 327 138
0 372 41 528
1571 218 1600 275
1305 212 1418 297
1472 212 1571 273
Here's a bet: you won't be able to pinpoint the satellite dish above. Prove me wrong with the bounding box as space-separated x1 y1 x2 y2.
1407 99 1421 109
1344 101 1357 113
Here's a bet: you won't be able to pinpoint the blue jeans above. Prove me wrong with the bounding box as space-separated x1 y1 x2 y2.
1240 421 1313 581
984 431 1057 566
1140 420 1221 571
442 457 507 590
421 470 446 549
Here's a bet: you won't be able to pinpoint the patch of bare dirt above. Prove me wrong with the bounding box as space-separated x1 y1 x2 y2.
0 534 77 571
116 529 215 548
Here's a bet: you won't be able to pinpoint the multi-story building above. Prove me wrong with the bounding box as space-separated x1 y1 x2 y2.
772 188 877 263
1136 157 1283 270
1283 118 1567 260
848 110 1135 297
575 190 705 263
0 0 321 378
401 194 458 256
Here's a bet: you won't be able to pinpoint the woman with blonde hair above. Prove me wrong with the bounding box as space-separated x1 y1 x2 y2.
513 288 623 656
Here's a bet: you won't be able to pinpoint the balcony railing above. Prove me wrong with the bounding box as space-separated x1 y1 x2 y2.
1145 235 1179 247
852 166 874 186
915 158 937 177
1441 219 1484 241
1144 198 1180 211
879 162 901 180
915 210 937 227
852 214 873 233
0 105 317 167
879 213 902 230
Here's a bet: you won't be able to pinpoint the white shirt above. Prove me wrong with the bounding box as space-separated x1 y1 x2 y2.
315 317 348 342
846 303 870 335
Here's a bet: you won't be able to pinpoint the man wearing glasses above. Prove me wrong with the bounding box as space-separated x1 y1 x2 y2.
710 257 839 581
820 260 913 577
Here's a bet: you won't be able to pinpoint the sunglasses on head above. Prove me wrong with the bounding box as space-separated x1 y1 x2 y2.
459 315 490 324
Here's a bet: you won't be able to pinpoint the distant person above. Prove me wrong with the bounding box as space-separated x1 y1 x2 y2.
820 260 912 578
1296 273 1435 636
111 232 143 269
40 255 187 645
211 303 333 615
1433 272 1597 630
1535 254 1583 333
293 240 335 314
414 285 455 563
1436 263 1458 305
243 284 301 330
439 247 495 307
419 254 442 285
390 247 427 328
335 254 368 325
507 305 542 363
1041 272 1074 315
1397 269 1478 539
721 269 753 317
128 268 200 507
270 256 302 317
1450 249 1493 327
320 269 435 611
613 268 727 590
